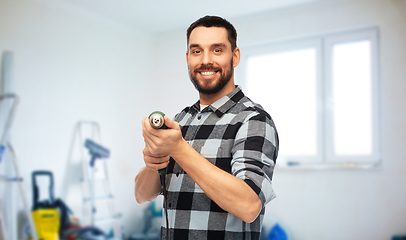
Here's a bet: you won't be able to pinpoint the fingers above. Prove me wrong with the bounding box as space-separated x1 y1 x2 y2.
143 149 170 171
143 129 163 155
145 159 170 171
163 116 180 130
142 117 160 150
142 117 158 136
142 114 180 156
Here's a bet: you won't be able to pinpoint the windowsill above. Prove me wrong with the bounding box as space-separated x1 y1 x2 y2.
275 161 382 171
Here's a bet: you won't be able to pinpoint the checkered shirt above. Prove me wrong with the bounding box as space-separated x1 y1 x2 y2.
161 86 278 240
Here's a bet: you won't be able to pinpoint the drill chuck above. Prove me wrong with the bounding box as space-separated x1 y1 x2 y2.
148 111 168 129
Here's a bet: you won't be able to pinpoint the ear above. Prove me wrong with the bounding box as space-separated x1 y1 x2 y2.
233 47 241 68
186 51 189 63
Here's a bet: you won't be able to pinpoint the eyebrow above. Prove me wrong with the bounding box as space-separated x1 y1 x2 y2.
212 43 227 48
189 44 200 49
188 43 227 50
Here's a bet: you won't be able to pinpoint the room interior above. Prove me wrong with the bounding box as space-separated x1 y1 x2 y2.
0 0 405 239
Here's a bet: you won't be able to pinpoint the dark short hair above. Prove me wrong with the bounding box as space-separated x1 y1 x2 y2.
187 16 237 51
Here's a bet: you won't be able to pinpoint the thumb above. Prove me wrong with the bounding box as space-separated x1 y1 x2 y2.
164 116 179 130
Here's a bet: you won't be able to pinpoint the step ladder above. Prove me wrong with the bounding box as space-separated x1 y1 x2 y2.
0 201 6 240
74 121 122 239
0 94 37 240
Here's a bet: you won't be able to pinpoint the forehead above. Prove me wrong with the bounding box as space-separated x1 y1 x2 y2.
188 27 230 48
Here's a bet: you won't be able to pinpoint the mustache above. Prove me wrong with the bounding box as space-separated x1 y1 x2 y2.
194 65 222 73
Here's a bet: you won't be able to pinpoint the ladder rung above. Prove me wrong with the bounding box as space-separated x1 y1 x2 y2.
0 175 23 182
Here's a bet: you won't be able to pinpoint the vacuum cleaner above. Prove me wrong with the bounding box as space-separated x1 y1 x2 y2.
31 171 72 240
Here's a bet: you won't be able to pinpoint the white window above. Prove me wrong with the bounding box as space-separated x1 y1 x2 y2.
242 28 381 169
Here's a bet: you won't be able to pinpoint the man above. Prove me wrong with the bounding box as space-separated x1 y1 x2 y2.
134 16 278 240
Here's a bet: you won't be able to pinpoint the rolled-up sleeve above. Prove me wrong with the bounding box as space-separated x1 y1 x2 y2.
231 111 279 207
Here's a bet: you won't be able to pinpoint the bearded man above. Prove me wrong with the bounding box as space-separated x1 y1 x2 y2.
134 15 279 240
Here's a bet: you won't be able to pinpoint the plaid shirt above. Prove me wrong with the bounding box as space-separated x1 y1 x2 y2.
162 86 278 240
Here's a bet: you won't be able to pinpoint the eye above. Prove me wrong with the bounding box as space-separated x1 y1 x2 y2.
192 50 201 54
214 49 222 53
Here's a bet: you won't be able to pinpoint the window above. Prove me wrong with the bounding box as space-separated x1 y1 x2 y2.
242 28 380 168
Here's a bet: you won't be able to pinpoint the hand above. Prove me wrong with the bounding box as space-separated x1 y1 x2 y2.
142 148 170 171
142 116 183 170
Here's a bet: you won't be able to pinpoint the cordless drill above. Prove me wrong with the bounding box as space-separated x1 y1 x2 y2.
148 111 168 175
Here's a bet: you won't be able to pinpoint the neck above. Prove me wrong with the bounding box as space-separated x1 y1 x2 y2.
199 80 236 105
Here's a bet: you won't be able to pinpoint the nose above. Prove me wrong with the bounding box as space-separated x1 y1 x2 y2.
202 51 213 65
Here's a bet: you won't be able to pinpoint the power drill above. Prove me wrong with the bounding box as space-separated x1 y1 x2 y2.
148 111 168 175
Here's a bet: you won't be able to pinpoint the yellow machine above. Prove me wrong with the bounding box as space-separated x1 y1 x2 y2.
31 171 60 240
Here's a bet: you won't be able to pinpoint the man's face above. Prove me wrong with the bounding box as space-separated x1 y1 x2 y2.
187 27 239 95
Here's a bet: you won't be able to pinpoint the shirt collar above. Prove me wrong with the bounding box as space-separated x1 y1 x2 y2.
191 85 245 117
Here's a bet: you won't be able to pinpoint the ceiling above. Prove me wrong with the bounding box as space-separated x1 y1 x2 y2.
56 0 324 34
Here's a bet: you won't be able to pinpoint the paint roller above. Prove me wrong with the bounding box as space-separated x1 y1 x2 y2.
84 139 110 167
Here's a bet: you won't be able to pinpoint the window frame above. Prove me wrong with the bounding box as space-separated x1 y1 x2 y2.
239 27 381 169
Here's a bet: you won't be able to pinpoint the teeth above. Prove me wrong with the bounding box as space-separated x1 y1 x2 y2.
200 71 215 76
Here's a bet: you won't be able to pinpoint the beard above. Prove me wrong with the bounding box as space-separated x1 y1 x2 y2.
188 58 234 95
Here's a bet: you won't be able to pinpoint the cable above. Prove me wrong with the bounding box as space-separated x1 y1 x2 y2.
160 174 169 240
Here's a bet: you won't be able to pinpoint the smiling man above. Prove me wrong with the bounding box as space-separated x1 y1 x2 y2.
134 16 279 240
187 26 238 101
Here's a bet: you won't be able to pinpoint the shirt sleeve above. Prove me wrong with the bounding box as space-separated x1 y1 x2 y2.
231 111 279 207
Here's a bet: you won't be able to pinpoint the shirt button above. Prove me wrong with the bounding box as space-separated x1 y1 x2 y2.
197 115 202 120
176 172 180 177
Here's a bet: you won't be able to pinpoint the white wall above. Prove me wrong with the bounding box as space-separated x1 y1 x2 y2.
236 1 406 239
1 0 405 239
155 0 406 239
0 0 160 236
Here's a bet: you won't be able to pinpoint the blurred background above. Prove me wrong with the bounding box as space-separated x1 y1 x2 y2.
0 0 405 239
